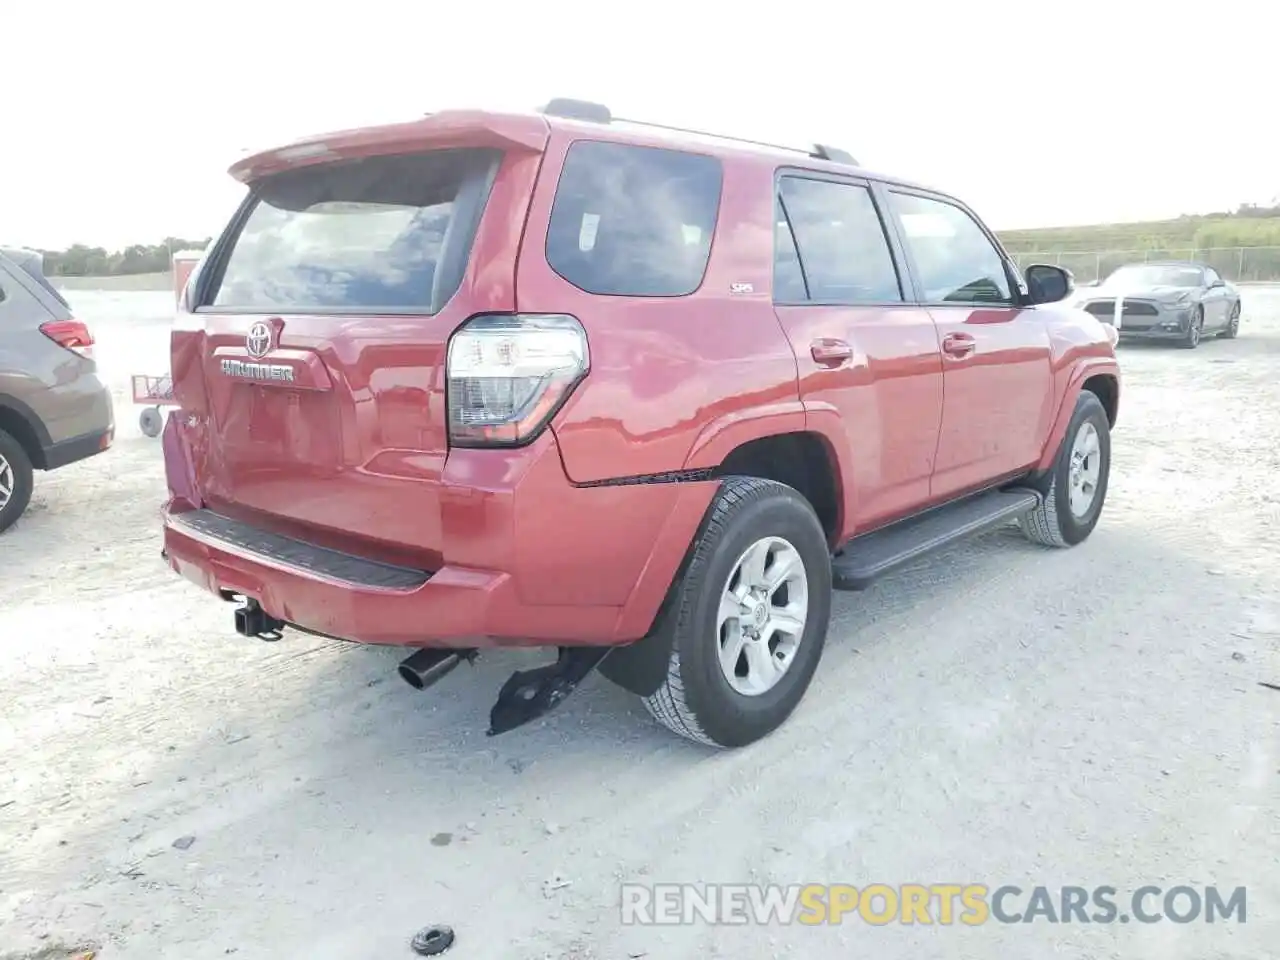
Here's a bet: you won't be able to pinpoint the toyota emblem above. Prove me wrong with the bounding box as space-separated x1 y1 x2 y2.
246 321 273 359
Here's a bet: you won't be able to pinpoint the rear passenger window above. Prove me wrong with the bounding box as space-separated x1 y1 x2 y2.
205 148 502 313
888 191 1014 305
545 141 723 297
776 177 902 303
773 212 808 301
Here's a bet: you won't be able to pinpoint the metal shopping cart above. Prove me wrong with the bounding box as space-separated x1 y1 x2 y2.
130 249 204 439
131 374 177 438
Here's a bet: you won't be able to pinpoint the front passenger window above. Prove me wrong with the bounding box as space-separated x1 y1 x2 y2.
888 192 1013 305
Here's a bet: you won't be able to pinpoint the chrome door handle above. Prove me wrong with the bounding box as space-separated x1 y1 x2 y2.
811 338 853 366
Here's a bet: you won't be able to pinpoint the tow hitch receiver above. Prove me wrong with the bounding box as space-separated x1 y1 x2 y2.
234 599 286 641
487 647 612 737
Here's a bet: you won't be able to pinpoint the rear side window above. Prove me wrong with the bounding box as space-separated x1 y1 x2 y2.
776 177 903 303
203 148 501 313
887 191 1014 305
545 141 723 297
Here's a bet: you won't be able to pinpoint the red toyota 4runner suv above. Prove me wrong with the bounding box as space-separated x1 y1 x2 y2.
160 99 1121 748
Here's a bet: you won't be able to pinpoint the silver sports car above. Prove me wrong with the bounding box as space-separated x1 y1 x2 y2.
1074 260 1242 349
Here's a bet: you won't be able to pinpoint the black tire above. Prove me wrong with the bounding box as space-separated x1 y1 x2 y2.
1218 301 1240 339
0 428 35 535
641 476 833 748
1018 391 1111 548
1178 306 1203 349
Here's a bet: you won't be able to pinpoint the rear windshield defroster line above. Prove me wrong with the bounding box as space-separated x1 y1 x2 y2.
195 148 502 315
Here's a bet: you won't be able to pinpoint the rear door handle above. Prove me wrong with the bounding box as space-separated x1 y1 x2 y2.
810 338 853 366
942 332 977 358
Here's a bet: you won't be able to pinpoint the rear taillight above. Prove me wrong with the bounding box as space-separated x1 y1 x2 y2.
446 314 589 447
40 319 95 361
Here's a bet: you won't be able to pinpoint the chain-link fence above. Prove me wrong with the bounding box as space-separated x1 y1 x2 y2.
1004 246 1280 285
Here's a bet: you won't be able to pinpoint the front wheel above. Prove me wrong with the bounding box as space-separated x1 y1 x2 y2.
1219 301 1241 339
1179 307 1204 349
1018 391 1111 548
641 476 832 748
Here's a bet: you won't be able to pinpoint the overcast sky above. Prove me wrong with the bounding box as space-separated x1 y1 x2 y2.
2 0 1274 250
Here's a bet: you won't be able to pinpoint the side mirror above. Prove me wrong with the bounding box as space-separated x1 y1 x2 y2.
1208 277 1225 289
1025 264 1074 304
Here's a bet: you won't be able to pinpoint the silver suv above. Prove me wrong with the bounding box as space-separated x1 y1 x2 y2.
0 247 115 532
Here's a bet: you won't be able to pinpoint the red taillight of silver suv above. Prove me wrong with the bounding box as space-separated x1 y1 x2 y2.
39 318 96 362
445 314 589 447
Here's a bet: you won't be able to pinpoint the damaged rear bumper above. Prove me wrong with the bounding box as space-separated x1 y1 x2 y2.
160 417 717 649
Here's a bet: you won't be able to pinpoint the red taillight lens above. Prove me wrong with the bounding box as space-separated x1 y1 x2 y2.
446 314 589 447
40 319 95 361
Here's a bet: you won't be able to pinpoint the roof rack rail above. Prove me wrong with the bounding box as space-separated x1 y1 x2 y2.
537 97 859 166
540 98 612 123
812 143 858 165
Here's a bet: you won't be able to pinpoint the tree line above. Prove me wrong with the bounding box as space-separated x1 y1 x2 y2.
38 238 212 277
35 201 1280 278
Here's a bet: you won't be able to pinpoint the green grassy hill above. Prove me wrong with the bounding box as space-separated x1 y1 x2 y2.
996 208 1280 282
999 215 1280 254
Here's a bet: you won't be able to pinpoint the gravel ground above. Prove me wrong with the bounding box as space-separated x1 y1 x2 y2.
2 291 1278 960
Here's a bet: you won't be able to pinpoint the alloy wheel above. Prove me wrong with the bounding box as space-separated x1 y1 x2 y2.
0 453 13 513
1067 421 1102 519
716 536 810 697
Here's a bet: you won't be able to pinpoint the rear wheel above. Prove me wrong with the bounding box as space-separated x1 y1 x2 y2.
1179 306 1204 349
0 428 35 534
1218 301 1241 339
640 476 832 748
1018 391 1111 548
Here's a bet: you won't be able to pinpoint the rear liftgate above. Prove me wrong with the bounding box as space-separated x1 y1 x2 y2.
226 592 612 736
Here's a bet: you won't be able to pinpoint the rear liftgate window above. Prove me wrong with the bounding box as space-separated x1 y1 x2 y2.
204 148 502 313
545 140 723 297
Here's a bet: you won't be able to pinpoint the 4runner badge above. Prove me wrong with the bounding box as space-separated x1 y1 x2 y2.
220 358 296 383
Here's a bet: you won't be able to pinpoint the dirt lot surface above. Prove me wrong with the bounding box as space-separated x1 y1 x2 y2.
2 291 1278 959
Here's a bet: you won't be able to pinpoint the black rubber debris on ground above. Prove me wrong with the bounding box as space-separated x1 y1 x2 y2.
410 925 455 956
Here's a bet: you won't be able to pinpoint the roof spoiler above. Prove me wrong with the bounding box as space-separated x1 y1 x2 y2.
0 245 44 276
0 245 70 307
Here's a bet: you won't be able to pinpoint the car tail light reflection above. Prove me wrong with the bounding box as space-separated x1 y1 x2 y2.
40 319 96 361
446 314 589 447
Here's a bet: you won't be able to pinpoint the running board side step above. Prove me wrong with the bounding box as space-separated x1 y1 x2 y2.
831 489 1041 591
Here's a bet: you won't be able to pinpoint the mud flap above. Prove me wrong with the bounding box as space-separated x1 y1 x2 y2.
595 628 674 697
